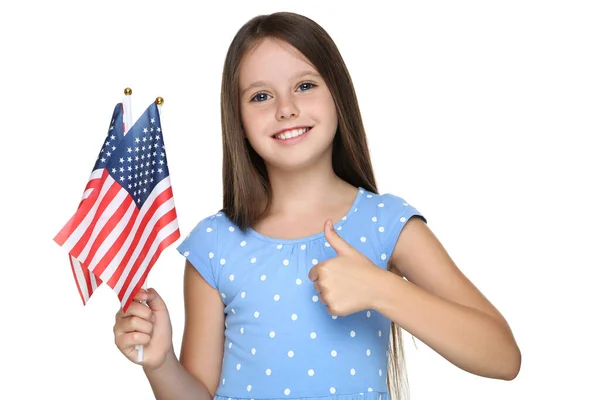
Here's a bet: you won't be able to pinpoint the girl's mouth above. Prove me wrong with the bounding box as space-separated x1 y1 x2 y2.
273 127 312 140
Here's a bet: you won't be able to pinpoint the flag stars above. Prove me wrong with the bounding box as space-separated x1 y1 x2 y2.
143 128 148 134
127 148 132 153
119 158 124 163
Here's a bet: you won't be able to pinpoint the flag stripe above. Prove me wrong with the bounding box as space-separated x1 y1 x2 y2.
79 169 105 205
58 170 115 250
81 190 134 268
116 208 178 297
69 255 89 304
70 179 123 259
102 179 174 286
121 225 180 311
54 169 108 246
87 199 137 277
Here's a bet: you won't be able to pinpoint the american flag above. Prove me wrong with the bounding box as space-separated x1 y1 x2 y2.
54 101 180 311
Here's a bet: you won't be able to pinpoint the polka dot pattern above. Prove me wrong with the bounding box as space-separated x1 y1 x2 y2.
175 189 424 399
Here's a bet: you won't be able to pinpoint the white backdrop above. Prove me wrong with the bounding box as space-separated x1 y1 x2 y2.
2 1 598 399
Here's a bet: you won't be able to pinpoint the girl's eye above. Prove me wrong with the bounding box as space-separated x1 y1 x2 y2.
251 92 271 102
297 82 315 91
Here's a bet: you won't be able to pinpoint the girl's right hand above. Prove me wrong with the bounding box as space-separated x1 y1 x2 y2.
113 288 173 370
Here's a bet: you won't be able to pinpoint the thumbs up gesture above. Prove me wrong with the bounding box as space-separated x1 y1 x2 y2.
308 219 386 316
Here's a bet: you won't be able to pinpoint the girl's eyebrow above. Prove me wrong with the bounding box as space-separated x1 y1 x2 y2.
241 70 321 96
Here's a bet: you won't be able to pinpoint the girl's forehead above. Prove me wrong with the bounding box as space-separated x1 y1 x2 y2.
239 38 317 85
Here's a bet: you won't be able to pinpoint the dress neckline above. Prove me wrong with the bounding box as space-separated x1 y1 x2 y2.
247 187 365 244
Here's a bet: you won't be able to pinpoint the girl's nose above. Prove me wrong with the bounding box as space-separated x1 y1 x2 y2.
276 96 299 120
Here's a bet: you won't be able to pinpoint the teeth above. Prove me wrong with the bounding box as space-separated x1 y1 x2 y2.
275 128 310 140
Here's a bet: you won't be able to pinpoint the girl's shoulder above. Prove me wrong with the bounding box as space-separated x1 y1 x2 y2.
353 188 426 256
358 188 425 222
175 210 237 289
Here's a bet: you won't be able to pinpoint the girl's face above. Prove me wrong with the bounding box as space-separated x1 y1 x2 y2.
239 38 338 171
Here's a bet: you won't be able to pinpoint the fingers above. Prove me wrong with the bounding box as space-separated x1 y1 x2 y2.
132 288 149 302
116 300 154 322
115 331 152 349
313 281 321 293
145 288 167 312
114 300 155 342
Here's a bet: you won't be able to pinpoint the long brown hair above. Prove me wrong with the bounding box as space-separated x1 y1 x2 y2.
220 11 409 400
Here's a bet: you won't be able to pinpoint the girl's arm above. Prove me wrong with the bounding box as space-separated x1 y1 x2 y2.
375 217 521 380
144 262 225 399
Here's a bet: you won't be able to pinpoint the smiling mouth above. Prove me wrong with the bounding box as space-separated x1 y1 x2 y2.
273 127 312 140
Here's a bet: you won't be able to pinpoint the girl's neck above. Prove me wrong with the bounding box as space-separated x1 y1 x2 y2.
265 158 357 217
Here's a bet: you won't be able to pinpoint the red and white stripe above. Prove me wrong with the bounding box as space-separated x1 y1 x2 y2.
58 98 137 308
55 168 179 311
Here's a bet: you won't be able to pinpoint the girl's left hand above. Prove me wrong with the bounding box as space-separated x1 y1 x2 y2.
308 219 385 316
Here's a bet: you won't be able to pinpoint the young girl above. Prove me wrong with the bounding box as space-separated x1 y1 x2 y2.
113 11 521 400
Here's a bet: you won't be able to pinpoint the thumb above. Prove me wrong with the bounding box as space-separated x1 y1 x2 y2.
145 288 168 312
323 219 352 255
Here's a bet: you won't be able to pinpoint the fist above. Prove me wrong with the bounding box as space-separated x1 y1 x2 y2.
308 219 384 316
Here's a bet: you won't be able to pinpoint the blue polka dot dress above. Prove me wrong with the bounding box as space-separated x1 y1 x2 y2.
176 188 425 400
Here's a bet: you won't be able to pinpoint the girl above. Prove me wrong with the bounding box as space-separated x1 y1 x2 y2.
113 11 521 400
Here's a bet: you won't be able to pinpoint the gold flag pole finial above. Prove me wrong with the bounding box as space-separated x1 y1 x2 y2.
155 96 164 106
124 87 132 96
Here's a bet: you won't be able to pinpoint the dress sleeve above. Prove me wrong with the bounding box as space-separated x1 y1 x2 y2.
176 214 220 289
375 193 426 261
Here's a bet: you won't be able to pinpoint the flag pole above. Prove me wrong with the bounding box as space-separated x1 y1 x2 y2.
122 88 147 363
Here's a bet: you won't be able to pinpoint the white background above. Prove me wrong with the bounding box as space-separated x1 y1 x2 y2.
1 1 598 399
